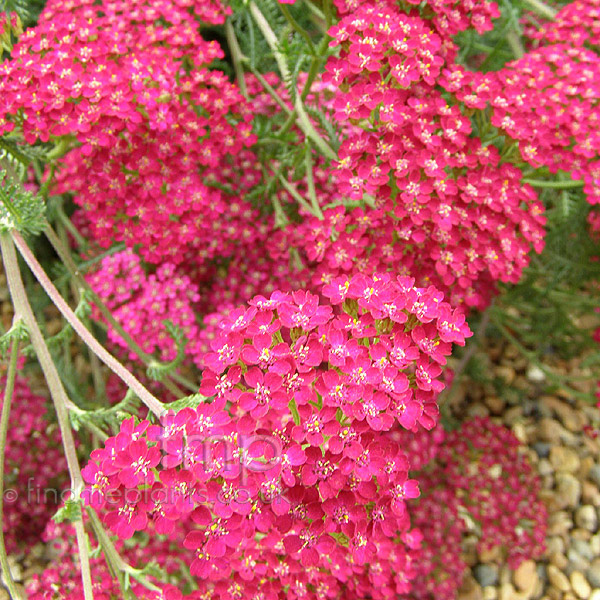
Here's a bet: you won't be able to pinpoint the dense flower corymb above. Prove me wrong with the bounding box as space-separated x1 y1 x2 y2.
82 273 471 599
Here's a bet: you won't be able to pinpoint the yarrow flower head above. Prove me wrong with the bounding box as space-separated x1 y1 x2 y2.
82 273 471 598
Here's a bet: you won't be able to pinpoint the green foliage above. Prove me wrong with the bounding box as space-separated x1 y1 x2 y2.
0 317 28 354
495 185 600 363
69 389 139 434
53 496 82 524
164 393 206 413
0 169 46 235
23 292 91 357
146 320 187 381
0 0 45 35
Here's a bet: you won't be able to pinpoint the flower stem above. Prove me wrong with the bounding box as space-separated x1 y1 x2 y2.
225 20 248 99
0 232 94 600
0 331 23 600
505 30 524 59
11 231 166 418
277 172 319 217
87 507 162 596
523 0 557 20
523 178 584 189
249 1 337 161
305 144 324 220
243 61 293 116
43 220 192 396
279 4 316 55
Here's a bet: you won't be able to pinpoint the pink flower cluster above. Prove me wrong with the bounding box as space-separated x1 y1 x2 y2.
302 1 546 309
88 250 205 366
0 370 68 553
442 0 600 206
331 0 500 37
27 519 188 600
82 273 471 598
0 0 260 266
444 44 600 205
529 0 600 47
409 418 547 600
1 0 563 594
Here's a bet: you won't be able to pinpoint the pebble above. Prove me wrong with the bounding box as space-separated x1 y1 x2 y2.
499 583 519 600
588 558 600 588
475 564 500 587
527 364 546 383
555 474 582 509
581 458 596 480
547 537 566 555
0 557 22 587
514 560 538 597
590 591 600 600
547 565 571 592
572 538 595 561
539 459 554 477
495 366 516 385
458 575 483 600
541 397 584 432
483 587 499 600
548 510 574 536
550 446 581 473
485 395 505 415
572 528 592 541
582 481 600 506
589 465 600 488
533 442 551 458
550 552 569 569
575 506 598 532
570 571 591 599
537 418 578 445
566 547 590 574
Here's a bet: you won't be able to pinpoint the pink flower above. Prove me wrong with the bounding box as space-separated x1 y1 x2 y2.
284 521 335 567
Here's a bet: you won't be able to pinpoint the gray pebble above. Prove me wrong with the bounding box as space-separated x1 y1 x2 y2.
533 441 551 458
588 464 600 488
473 564 499 587
588 558 600 589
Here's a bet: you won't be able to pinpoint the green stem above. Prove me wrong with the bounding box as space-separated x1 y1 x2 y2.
225 20 248 99
301 36 330 102
11 231 165 418
0 332 22 600
54 203 88 249
279 4 316 55
302 0 327 32
0 233 94 600
505 30 524 59
243 62 293 116
43 222 194 396
523 0 557 19
523 178 584 189
87 507 162 596
45 136 75 161
323 0 333 28
304 144 324 219
249 1 337 161
439 305 492 407
277 173 319 217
